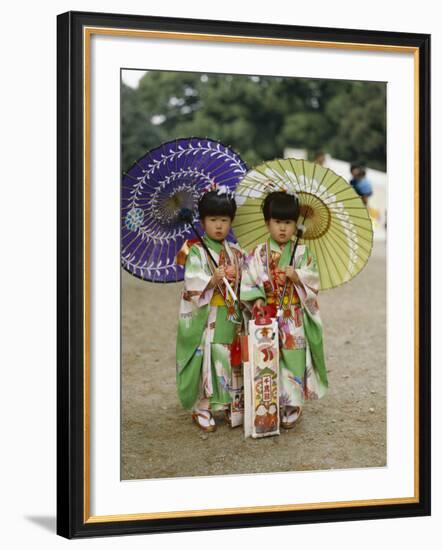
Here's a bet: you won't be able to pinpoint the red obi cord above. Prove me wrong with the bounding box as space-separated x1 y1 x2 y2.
230 337 242 367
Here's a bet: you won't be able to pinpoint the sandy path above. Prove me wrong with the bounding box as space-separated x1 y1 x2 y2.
121 243 386 479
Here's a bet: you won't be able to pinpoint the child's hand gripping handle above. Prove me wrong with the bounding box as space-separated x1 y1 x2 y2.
222 277 238 303
211 266 238 303
252 300 276 326
252 299 265 320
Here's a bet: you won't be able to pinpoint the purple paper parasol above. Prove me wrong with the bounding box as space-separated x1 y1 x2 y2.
121 137 247 283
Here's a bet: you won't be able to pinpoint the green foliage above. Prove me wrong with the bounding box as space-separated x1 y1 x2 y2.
122 71 386 173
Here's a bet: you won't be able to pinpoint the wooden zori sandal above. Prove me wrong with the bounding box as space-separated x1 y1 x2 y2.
280 406 303 429
191 408 216 433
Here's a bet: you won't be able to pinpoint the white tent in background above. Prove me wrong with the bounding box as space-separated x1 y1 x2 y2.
283 149 387 242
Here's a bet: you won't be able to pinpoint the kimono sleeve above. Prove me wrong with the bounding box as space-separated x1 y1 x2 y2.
294 245 321 318
240 245 267 309
235 243 248 270
182 244 215 309
294 245 328 387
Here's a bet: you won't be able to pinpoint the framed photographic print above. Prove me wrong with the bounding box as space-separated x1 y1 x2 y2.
57 10 431 539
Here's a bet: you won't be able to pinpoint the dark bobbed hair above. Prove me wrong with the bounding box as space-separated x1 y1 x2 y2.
198 190 237 220
350 162 367 172
261 191 299 222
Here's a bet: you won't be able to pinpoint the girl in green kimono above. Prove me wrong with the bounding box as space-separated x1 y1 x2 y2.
176 190 245 433
241 191 328 429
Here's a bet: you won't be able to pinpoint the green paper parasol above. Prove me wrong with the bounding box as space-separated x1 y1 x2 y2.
232 158 373 290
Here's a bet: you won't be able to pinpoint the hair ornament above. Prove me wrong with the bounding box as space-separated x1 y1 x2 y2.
201 181 234 199
216 184 234 199
279 187 299 199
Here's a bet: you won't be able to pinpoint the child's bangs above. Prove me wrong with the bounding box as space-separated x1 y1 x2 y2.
262 192 299 221
268 200 298 221
198 191 237 219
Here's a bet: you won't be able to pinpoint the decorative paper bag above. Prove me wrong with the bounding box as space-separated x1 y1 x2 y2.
243 318 280 438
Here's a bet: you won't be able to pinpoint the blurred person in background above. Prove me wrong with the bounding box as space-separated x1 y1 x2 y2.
313 151 326 167
350 163 373 206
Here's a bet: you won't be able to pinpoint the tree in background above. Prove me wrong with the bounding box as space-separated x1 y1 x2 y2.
122 71 386 173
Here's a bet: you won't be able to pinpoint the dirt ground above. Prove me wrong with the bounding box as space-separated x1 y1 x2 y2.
121 242 386 480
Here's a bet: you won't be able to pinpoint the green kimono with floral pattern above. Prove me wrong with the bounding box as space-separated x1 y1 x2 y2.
176 236 245 411
241 237 328 407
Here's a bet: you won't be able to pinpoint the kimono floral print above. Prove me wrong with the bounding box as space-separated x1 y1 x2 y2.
241 236 328 411
175 235 245 423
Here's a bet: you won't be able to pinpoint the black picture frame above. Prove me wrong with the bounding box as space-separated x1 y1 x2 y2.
57 10 431 539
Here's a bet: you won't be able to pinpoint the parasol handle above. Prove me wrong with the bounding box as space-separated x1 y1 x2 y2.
185 216 239 304
222 277 239 303
276 218 306 318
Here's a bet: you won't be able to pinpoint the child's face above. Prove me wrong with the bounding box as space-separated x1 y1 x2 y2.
201 215 232 241
266 218 296 245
